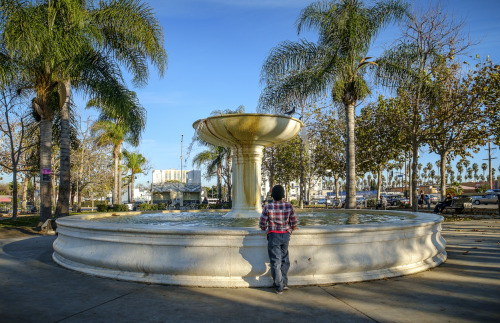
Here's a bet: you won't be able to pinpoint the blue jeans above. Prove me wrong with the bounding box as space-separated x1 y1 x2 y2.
267 232 290 292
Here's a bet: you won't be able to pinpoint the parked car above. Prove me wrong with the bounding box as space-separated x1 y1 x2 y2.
317 198 332 205
471 194 499 205
428 194 440 204
385 195 403 206
398 198 410 205
485 189 500 194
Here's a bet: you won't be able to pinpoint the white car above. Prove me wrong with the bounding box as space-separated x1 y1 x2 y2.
471 194 499 205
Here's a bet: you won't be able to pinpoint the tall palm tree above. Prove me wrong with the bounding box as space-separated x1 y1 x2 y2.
192 145 228 204
122 150 147 203
472 163 479 181
481 163 488 179
259 0 408 208
0 0 167 224
91 121 126 205
192 106 244 203
90 90 145 206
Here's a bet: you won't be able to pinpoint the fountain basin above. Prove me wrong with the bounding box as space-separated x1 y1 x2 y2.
53 210 446 287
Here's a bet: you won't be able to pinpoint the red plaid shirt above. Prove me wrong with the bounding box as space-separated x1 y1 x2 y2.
259 200 297 233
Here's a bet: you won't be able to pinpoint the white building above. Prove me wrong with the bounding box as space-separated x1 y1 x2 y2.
151 169 202 206
260 177 323 202
122 188 151 204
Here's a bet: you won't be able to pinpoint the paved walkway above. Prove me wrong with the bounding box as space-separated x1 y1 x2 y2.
1 220 499 323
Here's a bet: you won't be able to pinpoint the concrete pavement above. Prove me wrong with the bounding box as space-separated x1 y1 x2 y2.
1 220 499 323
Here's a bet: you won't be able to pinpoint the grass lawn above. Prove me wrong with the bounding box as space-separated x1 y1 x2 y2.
0 215 40 228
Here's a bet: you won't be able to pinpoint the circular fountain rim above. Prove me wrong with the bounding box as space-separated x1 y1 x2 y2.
53 209 446 287
192 113 304 129
56 209 443 235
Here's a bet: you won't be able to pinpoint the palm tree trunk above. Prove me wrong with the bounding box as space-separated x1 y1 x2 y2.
334 173 339 201
22 175 28 213
411 146 419 211
112 145 120 205
217 163 222 203
131 173 135 202
226 153 232 203
77 180 83 212
70 180 77 210
377 168 383 200
299 137 305 209
51 166 56 212
439 151 448 200
55 80 71 217
345 102 356 209
38 118 53 226
118 142 123 204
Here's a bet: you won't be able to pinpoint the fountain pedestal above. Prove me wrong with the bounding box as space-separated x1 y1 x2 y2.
193 114 303 218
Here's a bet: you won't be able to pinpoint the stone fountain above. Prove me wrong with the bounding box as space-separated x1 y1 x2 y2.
53 113 446 287
192 113 303 217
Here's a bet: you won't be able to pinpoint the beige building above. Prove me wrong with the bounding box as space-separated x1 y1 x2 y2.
151 169 202 206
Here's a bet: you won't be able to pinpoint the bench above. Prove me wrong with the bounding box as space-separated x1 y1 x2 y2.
442 196 473 214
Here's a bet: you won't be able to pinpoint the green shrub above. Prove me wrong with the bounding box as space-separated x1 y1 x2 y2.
113 204 129 212
367 198 377 207
290 199 299 206
96 204 108 212
199 203 209 209
157 203 167 210
139 203 159 211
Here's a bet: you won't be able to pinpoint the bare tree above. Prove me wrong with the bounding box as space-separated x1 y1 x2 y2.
375 2 475 209
0 86 36 219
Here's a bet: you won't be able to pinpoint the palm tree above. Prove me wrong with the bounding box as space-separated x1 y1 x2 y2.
472 163 479 181
122 150 147 203
92 121 124 206
0 0 167 224
90 90 145 206
456 162 464 183
430 169 436 185
192 145 227 204
259 0 408 208
192 106 244 203
481 162 488 179
465 168 472 181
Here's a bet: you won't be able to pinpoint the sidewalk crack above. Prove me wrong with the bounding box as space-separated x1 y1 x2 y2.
54 285 147 323
319 286 380 323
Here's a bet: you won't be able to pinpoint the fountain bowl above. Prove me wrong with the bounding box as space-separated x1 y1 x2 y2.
53 210 446 287
192 113 303 148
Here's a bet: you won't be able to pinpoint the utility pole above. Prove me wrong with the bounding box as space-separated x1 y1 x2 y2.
180 134 183 184
483 139 497 189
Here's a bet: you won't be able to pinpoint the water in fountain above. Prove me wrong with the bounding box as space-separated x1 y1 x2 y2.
91 211 415 227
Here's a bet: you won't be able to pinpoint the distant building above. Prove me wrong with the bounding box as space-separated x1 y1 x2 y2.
260 176 323 203
122 188 151 204
151 169 202 206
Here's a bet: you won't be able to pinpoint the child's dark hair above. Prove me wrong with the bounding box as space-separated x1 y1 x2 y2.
271 185 285 201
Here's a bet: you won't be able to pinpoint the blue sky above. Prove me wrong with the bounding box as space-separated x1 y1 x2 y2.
2 0 499 187
88 0 500 186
